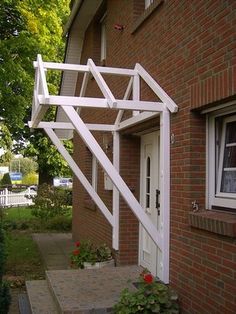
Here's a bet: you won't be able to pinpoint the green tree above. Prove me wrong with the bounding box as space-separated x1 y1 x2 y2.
0 0 72 184
25 134 72 184
10 157 38 177
0 124 13 163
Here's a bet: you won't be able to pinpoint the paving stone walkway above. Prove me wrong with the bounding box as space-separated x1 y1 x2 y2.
32 233 74 270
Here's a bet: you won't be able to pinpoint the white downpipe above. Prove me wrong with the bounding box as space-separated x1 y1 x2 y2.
62 106 163 250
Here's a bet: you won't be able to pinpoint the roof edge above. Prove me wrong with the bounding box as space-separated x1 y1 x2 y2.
63 0 84 36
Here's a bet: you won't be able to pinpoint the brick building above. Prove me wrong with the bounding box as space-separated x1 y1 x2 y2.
31 0 236 313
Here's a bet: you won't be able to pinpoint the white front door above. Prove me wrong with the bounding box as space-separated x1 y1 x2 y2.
139 131 162 277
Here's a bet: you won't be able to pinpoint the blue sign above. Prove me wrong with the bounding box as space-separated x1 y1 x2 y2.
10 172 22 181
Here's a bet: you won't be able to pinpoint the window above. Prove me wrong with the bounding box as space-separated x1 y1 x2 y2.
92 154 98 191
207 106 236 209
145 0 154 9
100 13 107 63
146 157 151 209
132 0 163 34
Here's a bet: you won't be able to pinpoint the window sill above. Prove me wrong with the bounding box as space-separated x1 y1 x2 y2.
131 0 164 34
189 210 236 237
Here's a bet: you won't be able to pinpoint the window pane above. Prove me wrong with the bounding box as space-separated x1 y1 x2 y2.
146 157 151 209
146 178 150 193
223 146 236 168
225 121 236 143
221 170 236 193
146 195 150 208
146 157 150 176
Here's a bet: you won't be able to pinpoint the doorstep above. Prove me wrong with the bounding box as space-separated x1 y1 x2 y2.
26 265 142 313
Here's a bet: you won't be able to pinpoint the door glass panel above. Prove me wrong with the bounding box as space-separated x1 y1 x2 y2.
146 157 151 209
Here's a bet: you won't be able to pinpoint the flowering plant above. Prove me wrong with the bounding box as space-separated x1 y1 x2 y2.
113 270 179 313
70 240 112 269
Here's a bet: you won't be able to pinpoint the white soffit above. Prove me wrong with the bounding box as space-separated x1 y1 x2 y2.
56 0 103 139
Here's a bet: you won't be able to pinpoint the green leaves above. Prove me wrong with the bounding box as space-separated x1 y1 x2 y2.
113 271 180 313
30 183 71 221
0 0 71 183
70 241 112 269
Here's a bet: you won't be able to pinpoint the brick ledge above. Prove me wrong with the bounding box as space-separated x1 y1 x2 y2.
189 210 236 237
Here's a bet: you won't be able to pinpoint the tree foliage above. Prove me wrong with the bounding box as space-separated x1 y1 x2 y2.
10 157 38 176
0 0 72 183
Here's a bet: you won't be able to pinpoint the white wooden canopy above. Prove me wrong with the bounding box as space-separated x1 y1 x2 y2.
29 54 178 283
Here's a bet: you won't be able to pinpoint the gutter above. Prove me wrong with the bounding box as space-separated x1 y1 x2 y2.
63 0 84 36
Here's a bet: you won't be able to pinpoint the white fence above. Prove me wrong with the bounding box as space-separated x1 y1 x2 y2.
0 188 37 207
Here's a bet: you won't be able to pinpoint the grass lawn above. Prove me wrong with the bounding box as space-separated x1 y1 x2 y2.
2 205 71 285
5 230 45 281
3 206 34 221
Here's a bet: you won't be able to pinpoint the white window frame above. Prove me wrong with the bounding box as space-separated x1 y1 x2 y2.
145 0 154 9
92 154 98 191
207 106 236 209
100 13 107 62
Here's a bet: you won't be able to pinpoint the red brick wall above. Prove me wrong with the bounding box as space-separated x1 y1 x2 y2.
72 0 236 313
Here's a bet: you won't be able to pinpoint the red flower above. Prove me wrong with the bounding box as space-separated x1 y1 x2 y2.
75 241 80 247
143 273 153 284
73 249 80 256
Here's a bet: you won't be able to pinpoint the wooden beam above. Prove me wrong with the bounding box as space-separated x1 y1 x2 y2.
28 121 115 132
62 106 163 250
87 59 117 108
44 127 114 227
33 60 136 76
38 95 164 112
135 63 178 113
117 112 160 131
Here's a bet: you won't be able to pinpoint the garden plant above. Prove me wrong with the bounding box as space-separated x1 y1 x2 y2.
0 225 11 314
70 240 112 269
113 270 179 314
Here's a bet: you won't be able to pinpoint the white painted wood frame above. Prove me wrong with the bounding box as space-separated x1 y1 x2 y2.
30 56 178 283
159 107 170 283
62 106 164 250
44 127 114 226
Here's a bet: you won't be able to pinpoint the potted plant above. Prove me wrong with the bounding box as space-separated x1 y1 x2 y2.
70 240 114 269
113 270 179 313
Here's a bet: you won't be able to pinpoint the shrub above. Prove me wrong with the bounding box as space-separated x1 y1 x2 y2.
113 270 179 314
45 216 72 231
0 173 11 186
0 225 11 313
0 281 11 314
22 172 38 185
31 183 71 221
0 228 6 281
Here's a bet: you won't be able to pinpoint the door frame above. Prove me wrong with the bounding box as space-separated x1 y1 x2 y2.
139 131 160 277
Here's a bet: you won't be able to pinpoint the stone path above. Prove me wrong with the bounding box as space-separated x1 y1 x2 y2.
9 233 74 314
32 233 74 270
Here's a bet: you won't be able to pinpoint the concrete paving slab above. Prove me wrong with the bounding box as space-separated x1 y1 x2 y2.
26 280 58 314
32 233 74 270
46 266 142 313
